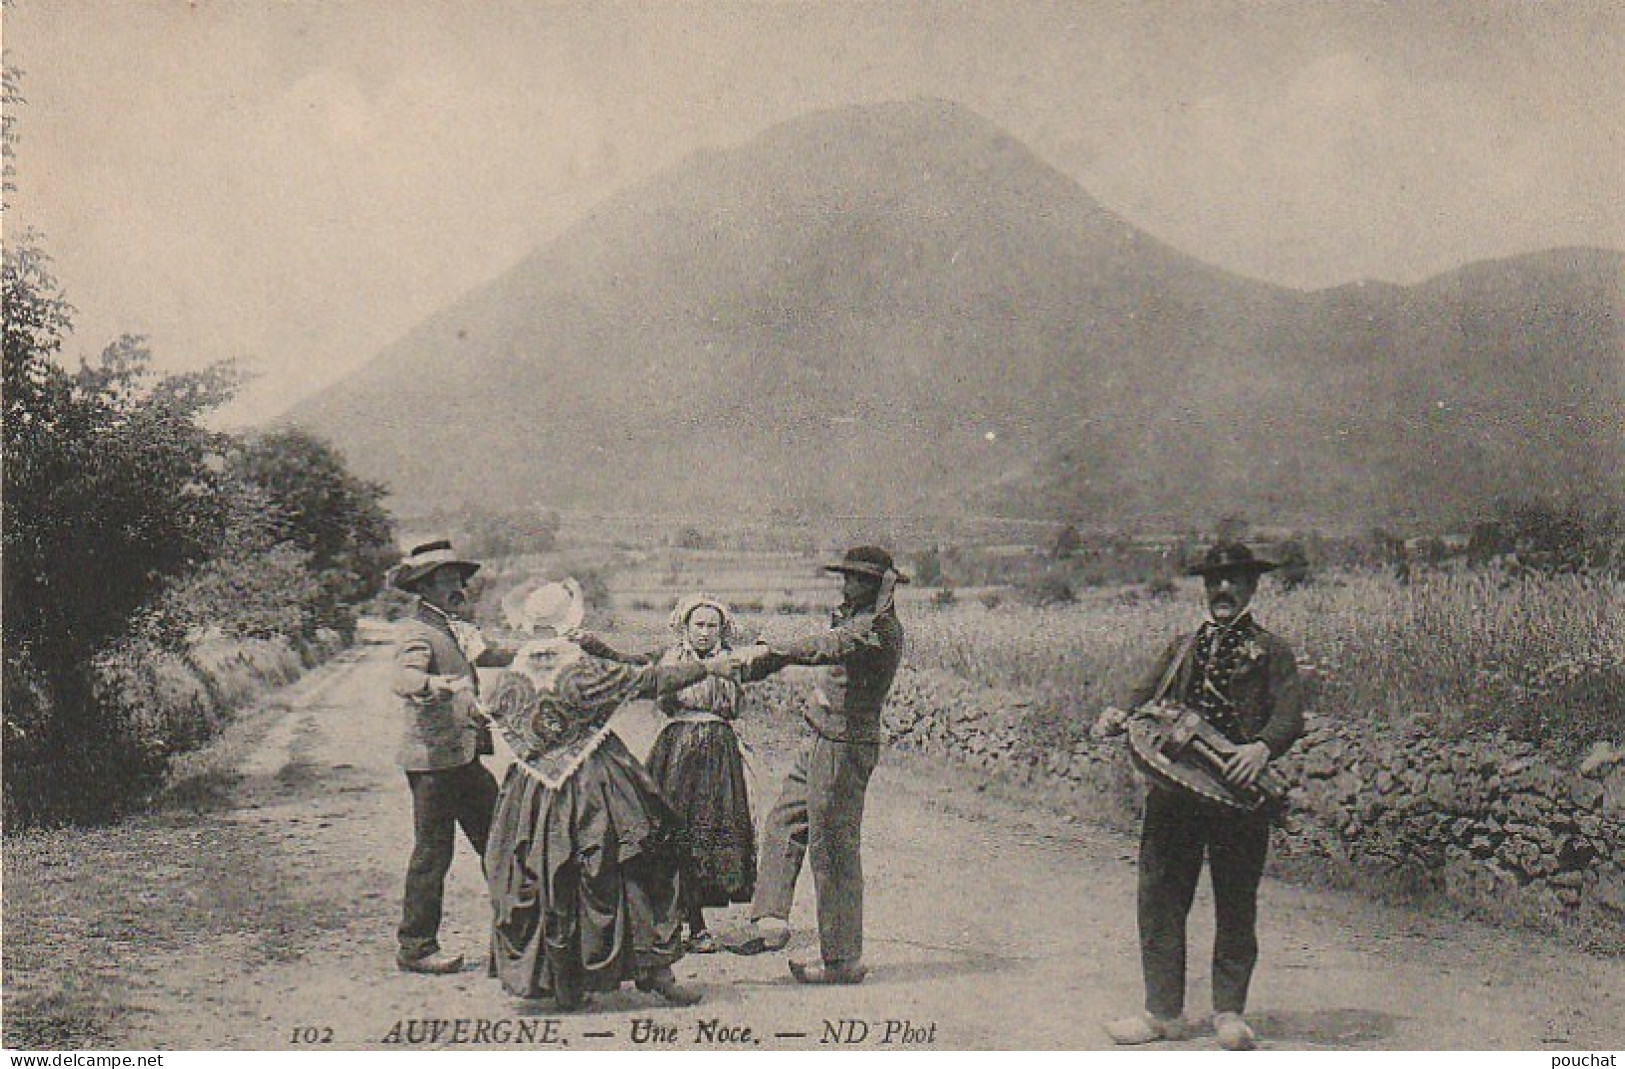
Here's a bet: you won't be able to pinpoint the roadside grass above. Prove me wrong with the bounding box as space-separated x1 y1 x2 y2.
1 698 355 1049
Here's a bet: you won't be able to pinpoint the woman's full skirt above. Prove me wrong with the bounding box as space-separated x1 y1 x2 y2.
645 719 756 907
486 733 685 999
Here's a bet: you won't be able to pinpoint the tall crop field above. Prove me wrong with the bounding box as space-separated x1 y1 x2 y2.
905 569 1624 760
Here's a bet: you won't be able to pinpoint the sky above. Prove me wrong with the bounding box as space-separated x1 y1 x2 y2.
6 0 1623 426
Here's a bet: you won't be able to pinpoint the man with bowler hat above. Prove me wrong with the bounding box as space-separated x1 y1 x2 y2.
389 539 514 974
724 545 907 984
1094 541 1305 1049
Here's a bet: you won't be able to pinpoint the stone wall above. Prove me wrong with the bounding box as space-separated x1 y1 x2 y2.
805 666 1625 943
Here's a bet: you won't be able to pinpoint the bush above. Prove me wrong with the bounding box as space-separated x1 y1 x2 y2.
1051 523 1082 560
135 543 326 646
460 508 560 559
94 639 217 762
1275 539 1312 589
1145 576 1178 599
674 526 714 550
575 568 612 614
1482 497 1621 576
1017 573 1076 607
910 546 943 586
369 586 416 622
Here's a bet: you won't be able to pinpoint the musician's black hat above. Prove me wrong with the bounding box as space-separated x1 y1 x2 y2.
1187 541 1279 578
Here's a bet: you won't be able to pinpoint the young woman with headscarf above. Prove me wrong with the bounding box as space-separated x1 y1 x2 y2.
575 594 756 953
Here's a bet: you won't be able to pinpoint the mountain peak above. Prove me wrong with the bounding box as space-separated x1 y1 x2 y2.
290 103 1623 529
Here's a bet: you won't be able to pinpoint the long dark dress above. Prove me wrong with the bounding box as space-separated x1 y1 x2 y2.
484 656 707 1000
645 649 755 907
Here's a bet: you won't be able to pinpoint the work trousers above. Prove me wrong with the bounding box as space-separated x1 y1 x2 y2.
399 759 499 961
1137 787 1271 1018
752 733 879 965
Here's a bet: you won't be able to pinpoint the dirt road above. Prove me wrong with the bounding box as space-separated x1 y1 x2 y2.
101 623 1623 1050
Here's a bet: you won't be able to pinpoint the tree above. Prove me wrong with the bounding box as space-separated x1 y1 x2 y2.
4 57 21 201
910 545 943 586
1051 523 1082 560
4 257 241 671
1275 538 1311 589
462 508 560 558
226 428 398 604
1487 496 1614 574
4 239 245 819
674 525 714 550
1215 513 1251 543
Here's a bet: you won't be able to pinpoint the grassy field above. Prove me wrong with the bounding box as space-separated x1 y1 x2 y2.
902 568 1625 761
468 547 1622 763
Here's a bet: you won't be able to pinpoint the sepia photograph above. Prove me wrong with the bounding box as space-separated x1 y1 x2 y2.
3 0 1622 1055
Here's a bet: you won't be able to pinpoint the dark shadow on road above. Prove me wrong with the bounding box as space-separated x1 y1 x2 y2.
726 940 1018 989
1248 1007 1401 1049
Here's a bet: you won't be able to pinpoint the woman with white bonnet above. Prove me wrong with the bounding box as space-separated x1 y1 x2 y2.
578 594 755 953
481 582 731 1009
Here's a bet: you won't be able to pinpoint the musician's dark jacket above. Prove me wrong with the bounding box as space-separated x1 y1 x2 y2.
745 606 904 745
1128 623 1305 759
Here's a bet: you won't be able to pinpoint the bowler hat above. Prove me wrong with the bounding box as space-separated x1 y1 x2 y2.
1187 541 1279 578
389 539 481 592
824 545 910 584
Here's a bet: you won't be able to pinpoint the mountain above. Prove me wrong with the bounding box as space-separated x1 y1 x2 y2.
287 99 1625 531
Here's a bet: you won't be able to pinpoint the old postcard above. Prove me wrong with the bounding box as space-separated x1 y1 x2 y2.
3 0 1622 1056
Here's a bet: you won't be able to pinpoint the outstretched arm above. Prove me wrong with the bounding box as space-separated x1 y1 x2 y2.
736 617 881 681
630 659 712 698
546 657 714 725
571 631 659 665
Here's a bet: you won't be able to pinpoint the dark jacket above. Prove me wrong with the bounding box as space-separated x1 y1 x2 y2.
1128 621 1305 759
749 607 904 745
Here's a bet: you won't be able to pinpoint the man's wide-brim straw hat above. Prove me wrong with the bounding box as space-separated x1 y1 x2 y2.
389 539 481 592
1187 540 1279 578
824 545 910 584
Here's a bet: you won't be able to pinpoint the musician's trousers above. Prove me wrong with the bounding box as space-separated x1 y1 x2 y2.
1137 787 1271 1018
752 733 879 965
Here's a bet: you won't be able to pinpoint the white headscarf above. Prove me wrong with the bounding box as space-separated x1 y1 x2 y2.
667 593 741 650
659 594 741 717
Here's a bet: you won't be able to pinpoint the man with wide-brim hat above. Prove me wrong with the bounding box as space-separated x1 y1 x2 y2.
388 539 515 975
1094 540 1304 1049
721 545 908 985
